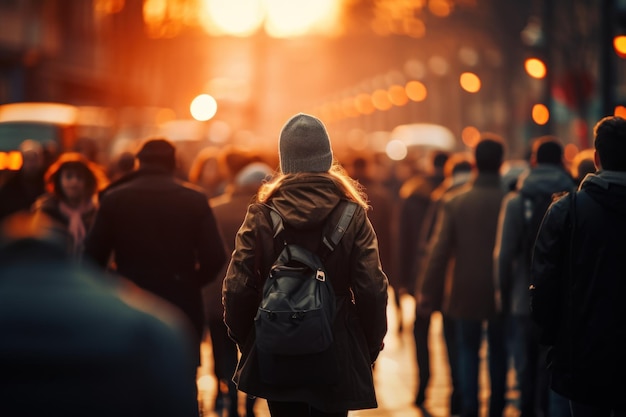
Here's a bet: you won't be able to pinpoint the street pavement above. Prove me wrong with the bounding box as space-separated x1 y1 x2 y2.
198 292 522 417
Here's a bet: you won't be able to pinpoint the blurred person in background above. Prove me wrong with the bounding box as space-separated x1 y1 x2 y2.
0 211 200 417
494 136 574 417
570 148 596 186
395 150 449 334
107 151 136 183
208 161 274 417
420 136 508 417
413 152 473 413
349 154 395 312
84 138 227 409
188 146 227 198
32 152 108 258
0 139 46 222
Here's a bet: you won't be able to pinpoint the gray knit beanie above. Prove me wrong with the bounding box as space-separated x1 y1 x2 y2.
279 113 333 174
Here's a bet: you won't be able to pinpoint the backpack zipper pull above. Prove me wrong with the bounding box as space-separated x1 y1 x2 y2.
316 269 326 282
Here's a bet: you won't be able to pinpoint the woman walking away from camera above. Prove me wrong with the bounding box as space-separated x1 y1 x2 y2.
32 152 108 258
222 113 388 417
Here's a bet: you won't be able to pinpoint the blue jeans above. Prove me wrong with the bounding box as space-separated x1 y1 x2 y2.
456 318 507 417
509 316 548 416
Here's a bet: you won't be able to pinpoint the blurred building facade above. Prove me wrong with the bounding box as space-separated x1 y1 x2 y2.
0 0 624 162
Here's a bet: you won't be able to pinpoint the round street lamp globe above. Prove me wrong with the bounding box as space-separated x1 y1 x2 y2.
190 94 218 121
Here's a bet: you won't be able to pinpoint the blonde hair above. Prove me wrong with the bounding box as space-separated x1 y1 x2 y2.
257 162 369 210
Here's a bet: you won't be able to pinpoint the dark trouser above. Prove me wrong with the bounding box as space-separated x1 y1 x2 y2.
413 313 431 403
456 318 507 417
266 401 347 417
509 316 545 416
443 315 461 415
413 313 460 414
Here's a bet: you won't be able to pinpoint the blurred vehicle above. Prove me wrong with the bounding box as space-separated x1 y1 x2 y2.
0 102 79 171
0 102 116 171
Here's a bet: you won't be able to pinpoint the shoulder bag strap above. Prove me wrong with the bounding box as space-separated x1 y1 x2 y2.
320 201 357 260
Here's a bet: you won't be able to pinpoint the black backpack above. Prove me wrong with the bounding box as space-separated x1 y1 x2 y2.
255 200 357 357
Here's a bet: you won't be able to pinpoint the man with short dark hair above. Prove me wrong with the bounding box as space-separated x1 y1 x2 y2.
420 136 508 417
530 116 626 416
85 138 227 406
495 136 574 417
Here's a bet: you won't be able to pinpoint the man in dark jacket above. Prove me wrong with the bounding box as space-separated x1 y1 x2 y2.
530 116 626 416
84 138 227 368
495 136 575 416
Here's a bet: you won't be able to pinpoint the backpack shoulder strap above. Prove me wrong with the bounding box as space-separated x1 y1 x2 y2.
264 203 285 239
320 201 357 260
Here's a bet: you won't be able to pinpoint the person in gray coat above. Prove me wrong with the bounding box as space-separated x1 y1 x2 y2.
494 136 575 417
420 136 508 417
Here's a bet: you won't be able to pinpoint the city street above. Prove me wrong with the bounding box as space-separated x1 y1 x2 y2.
197 292 522 417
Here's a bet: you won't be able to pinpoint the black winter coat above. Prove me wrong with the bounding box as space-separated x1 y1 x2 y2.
222 174 388 412
530 171 626 407
84 168 227 348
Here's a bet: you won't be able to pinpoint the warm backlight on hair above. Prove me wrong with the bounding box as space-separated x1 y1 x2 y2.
460 72 481 93
524 58 547 79
614 35 626 58
461 126 481 148
615 105 626 118
532 103 550 125
190 94 218 121
406 81 427 102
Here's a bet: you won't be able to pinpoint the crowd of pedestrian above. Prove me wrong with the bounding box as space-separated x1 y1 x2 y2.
0 113 624 417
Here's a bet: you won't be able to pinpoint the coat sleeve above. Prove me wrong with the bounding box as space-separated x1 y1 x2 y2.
84 198 114 268
349 209 389 362
418 197 455 312
195 200 227 287
222 204 269 347
529 194 570 343
494 193 522 315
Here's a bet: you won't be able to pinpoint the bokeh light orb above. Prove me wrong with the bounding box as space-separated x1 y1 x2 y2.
190 94 218 121
385 139 408 161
